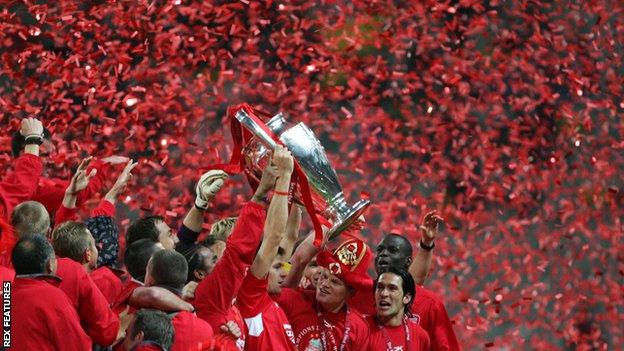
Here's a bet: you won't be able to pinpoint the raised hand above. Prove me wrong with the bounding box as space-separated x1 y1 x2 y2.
195 169 228 210
271 144 294 175
105 159 138 203
66 157 97 195
20 117 44 138
420 210 443 245
252 164 280 202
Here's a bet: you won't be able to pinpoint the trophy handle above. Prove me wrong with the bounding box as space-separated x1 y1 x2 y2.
235 110 277 150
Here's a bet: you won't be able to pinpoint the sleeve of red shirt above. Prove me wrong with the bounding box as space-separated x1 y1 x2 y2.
194 202 266 329
431 299 460 351
75 159 111 207
91 199 116 217
272 287 307 317
54 204 79 227
0 153 43 218
77 265 121 346
237 273 270 317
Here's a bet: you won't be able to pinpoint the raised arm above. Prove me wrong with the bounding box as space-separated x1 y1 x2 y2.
279 205 302 260
0 118 44 217
282 225 328 288
249 145 293 279
55 157 97 226
409 210 442 285
176 170 228 255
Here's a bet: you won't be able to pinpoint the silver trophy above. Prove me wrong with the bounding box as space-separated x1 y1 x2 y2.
236 110 370 240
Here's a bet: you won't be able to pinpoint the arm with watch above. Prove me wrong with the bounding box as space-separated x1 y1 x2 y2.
409 210 442 286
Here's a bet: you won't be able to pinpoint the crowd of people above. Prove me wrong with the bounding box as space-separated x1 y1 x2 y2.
1 117 460 350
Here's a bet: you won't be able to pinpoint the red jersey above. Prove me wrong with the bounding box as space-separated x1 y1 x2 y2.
194 202 266 350
411 286 460 351
0 153 42 218
171 311 215 351
0 265 14 282
365 315 430 351
91 265 124 305
33 159 111 215
351 284 459 351
56 257 120 346
11 276 92 351
237 274 296 351
274 288 370 351
113 278 143 314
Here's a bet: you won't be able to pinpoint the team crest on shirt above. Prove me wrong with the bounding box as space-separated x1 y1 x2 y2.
391 347 404 351
305 338 323 351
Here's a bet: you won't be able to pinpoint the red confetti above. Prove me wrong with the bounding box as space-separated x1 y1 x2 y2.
0 1 622 349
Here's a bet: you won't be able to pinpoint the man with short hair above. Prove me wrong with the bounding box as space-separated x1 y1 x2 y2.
236 146 297 350
51 220 98 271
123 309 175 351
144 250 214 351
114 239 193 315
9 198 122 346
371 231 459 351
11 234 91 350
11 200 50 238
127 215 178 250
367 267 430 351
192 147 293 350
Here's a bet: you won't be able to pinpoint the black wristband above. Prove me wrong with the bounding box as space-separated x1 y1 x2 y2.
194 203 207 211
24 135 44 145
420 240 435 251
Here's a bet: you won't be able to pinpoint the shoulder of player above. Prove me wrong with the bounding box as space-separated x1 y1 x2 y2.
407 318 430 340
415 285 446 306
347 308 371 331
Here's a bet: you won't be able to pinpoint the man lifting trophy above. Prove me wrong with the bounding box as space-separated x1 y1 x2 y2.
216 103 370 244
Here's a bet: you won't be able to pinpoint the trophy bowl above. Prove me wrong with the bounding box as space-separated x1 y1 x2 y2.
237 110 370 240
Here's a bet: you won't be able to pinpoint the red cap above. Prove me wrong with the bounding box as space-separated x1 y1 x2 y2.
316 238 372 289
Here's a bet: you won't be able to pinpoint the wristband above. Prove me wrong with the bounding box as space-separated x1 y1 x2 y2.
274 190 289 196
420 240 435 251
194 203 207 211
24 135 44 145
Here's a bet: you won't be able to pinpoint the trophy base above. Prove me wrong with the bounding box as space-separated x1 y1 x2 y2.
326 199 371 241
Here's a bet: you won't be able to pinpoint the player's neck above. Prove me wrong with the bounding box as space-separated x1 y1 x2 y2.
380 310 404 327
320 300 346 313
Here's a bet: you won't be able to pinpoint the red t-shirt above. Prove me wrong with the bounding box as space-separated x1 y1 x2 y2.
56 257 120 346
171 311 215 351
365 315 430 351
194 202 266 350
274 288 369 351
351 284 459 351
91 266 124 305
11 276 92 351
237 273 297 350
0 153 42 218
112 278 143 314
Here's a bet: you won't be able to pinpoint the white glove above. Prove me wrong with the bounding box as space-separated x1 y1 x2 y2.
195 170 228 210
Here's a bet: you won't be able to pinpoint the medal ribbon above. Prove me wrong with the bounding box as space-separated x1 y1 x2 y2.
377 316 411 351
